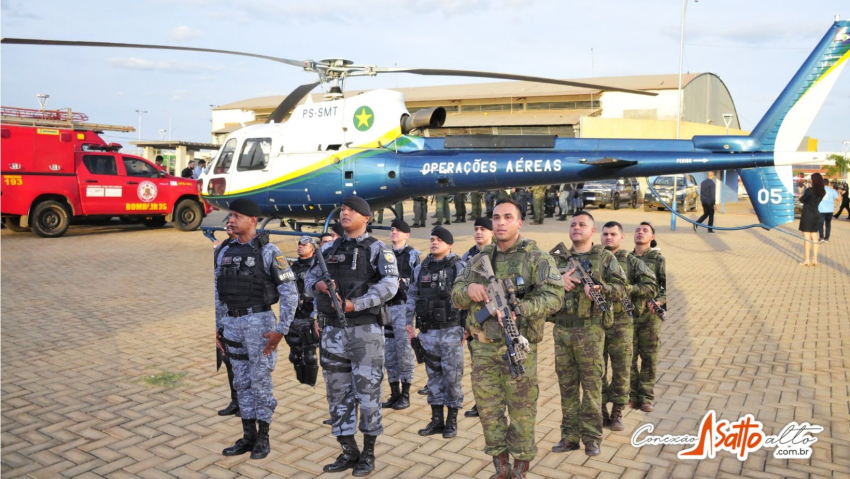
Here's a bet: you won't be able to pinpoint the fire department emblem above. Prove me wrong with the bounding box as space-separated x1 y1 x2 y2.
137 180 158 203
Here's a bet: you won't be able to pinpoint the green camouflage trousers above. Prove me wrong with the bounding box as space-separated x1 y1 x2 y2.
602 313 633 406
471 340 539 461
554 322 604 443
630 312 662 404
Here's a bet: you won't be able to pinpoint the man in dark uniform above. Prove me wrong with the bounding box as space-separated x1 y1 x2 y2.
460 217 494 418
382 219 421 410
304 196 399 477
407 226 466 439
215 199 298 460
285 236 321 386
215 215 240 418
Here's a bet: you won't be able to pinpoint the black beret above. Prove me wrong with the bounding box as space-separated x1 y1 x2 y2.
390 218 410 233
473 217 493 231
342 196 371 217
430 225 454 245
331 222 344 237
229 198 261 217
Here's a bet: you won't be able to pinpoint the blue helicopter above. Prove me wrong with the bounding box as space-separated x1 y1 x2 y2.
5 19 848 233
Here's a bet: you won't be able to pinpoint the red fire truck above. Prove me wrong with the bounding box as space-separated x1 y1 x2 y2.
1 107 211 237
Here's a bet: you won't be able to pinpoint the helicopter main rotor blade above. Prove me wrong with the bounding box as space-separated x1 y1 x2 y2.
266 81 322 124
373 67 657 96
1 38 307 68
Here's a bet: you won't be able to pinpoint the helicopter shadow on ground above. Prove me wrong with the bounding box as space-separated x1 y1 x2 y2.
748 229 800 262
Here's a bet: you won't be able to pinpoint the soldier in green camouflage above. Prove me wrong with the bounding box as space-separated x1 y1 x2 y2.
630 221 667 413
600 221 657 431
452 198 564 479
548 211 627 457
530 185 548 225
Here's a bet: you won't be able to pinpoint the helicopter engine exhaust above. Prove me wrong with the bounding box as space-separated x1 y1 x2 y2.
400 107 446 134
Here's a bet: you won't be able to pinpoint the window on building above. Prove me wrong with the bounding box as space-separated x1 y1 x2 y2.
237 138 272 171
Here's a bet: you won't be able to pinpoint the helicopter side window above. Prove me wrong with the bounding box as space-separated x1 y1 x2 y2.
213 138 237 174
237 138 272 171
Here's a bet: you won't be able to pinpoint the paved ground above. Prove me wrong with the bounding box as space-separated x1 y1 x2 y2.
2 201 849 478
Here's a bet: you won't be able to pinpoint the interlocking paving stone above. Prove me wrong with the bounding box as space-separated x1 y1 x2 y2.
2 201 848 477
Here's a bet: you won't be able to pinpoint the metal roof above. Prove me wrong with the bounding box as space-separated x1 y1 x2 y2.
443 109 593 127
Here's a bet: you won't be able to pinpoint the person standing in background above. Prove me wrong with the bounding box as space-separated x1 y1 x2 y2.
798 173 825 266
694 172 717 233
818 178 839 243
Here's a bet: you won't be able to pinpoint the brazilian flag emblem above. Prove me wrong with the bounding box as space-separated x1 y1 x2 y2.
353 106 374 131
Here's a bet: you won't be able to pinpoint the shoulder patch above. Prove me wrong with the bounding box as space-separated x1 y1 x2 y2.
384 252 396 263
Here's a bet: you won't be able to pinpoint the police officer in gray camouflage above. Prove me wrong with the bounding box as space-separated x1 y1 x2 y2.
382 218 420 410
304 196 399 477
407 226 466 439
215 199 298 460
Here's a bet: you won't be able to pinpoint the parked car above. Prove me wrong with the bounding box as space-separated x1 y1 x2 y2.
644 174 700 212
581 177 639 210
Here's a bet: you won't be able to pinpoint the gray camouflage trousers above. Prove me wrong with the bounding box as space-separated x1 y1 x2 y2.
321 323 385 437
222 312 278 423
384 304 415 383
418 325 464 409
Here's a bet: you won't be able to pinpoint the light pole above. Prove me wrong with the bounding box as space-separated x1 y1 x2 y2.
672 0 697 231
164 110 172 141
134 110 147 155
158 129 167 140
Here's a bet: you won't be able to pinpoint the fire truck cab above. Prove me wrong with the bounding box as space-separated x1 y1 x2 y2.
1 108 211 238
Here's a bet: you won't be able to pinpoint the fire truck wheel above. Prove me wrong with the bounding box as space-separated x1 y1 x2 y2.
173 200 203 231
4 217 30 233
31 200 71 238
142 216 167 228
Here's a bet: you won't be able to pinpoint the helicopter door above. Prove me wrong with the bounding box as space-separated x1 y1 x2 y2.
231 137 272 206
205 138 236 196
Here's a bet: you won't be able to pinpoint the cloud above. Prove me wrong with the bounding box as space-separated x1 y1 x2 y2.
1 0 41 21
107 57 222 74
171 89 193 100
671 21 826 46
168 26 203 41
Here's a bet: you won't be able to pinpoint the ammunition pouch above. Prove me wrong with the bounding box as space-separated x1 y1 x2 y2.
411 336 426 364
286 319 319 386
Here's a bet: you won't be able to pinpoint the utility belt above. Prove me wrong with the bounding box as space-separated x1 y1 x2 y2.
319 313 381 329
227 304 272 318
388 296 407 306
549 314 602 329
321 349 352 374
418 320 462 333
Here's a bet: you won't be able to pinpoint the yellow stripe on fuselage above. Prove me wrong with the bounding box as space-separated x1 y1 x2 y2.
213 127 403 196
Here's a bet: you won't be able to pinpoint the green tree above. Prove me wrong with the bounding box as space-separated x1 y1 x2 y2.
825 153 849 180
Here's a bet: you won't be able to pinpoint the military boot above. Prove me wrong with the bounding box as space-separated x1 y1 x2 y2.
218 400 240 416
418 405 445 436
323 435 360 473
352 434 376 477
442 408 458 438
510 459 530 478
551 438 580 453
418 385 430 395
393 382 411 410
601 403 611 428
557 213 567 221
381 381 400 409
489 452 511 479
250 420 270 460
222 419 257 456
610 404 625 431
464 404 479 417
584 440 601 457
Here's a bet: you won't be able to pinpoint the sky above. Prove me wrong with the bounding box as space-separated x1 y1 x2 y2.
2 0 848 152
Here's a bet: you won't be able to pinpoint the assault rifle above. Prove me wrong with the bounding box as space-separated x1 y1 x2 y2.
315 244 347 327
565 256 608 313
647 296 666 321
469 254 530 380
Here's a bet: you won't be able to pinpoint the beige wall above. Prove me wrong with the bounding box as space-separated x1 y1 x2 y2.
580 117 749 139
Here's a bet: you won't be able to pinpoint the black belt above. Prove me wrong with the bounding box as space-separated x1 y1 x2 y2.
419 320 461 333
321 349 352 373
227 305 272 318
321 314 380 329
220 337 243 348
228 352 249 361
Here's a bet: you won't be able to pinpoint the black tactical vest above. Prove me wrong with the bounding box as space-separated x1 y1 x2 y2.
390 245 415 305
415 255 461 326
316 236 380 318
291 257 316 319
217 238 280 310
466 245 481 260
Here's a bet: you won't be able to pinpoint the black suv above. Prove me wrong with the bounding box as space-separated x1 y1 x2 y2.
581 177 639 210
